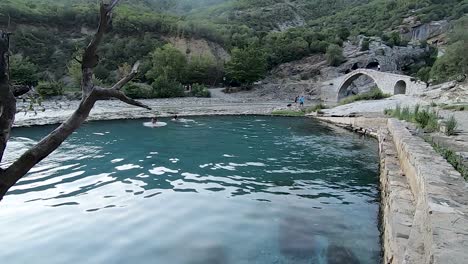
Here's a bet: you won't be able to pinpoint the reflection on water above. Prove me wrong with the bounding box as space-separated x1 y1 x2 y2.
1 116 380 263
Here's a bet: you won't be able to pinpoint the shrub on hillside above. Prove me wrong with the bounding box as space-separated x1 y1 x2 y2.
36 81 64 97
360 39 370 51
226 45 267 86
430 17 468 83
123 82 154 99
10 54 39 86
152 76 185 98
385 105 441 133
326 44 345 66
445 115 458 136
190 83 211 98
339 88 390 105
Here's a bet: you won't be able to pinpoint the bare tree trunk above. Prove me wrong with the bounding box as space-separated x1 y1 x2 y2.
0 32 15 164
0 0 152 201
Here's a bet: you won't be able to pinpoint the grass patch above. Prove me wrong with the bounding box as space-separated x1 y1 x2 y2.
306 103 328 113
271 110 305 117
440 104 468 111
428 139 468 180
385 104 441 133
339 88 390 105
445 115 458 136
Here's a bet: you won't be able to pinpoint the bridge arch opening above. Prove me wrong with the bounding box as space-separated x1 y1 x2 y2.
338 73 381 101
394 80 407 95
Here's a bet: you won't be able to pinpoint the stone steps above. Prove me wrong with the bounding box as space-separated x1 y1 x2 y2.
379 129 417 264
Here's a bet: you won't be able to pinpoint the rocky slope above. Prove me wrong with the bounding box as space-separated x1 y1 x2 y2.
248 37 432 101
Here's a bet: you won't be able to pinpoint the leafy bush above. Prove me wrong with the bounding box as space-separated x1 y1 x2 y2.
430 17 468 83
415 108 439 132
386 105 440 133
226 45 267 86
400 106 411 121
307 103 328 113
441 104 468 111
185 56 224 85
146 44 187 83
445 115 458 136
152 75 185 98
326 44 344 66
416 67 432 83
340 88 390 105
36 81 64 97
382 32 408 47
190 83 211 97
429 140 468 180
123 82 154 99
10 54 39 86
360 39 370 51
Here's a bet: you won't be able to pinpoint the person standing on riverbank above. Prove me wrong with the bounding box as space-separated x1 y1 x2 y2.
299 96 305 107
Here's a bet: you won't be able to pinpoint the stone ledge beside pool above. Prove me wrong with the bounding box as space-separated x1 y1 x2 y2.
388 119 468 264
315 115 468 264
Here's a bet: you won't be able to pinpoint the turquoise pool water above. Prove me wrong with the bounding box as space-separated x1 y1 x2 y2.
0 116 381 263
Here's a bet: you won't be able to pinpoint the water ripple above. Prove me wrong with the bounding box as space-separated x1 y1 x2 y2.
1 116 381 264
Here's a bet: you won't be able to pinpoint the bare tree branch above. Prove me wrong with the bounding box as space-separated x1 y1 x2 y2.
1 95 98 198
80 1 119 94
0 31 15 164
107 0 122 12
0 1 149 201
111 61 140 90
96 87 151 110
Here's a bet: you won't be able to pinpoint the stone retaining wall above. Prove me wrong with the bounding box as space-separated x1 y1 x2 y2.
316 116 468 263
379 129 416 264
387 119 468 264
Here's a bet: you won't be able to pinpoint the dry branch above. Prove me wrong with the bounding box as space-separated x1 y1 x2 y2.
0 0 151 201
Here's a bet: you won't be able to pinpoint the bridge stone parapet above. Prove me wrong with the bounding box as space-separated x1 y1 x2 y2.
320 69 427 102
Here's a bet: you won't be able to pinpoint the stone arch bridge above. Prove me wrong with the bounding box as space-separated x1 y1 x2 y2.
321 69 427 102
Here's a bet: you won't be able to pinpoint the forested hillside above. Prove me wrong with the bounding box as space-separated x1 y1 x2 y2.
0 0 467 98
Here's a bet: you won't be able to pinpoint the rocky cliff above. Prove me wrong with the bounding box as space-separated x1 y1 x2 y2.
250 37 431 101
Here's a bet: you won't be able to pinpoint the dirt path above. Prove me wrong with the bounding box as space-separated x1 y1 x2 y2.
209 88 243 102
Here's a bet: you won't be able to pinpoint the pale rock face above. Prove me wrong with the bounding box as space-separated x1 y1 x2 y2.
166 36 231 62
401 20 450 45
253 38 429 101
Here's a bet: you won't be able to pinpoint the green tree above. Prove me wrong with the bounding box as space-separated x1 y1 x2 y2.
225 45 267 86
186 55 221 85
430 17 468 83
10 54 39 85
326 44 345 66
417 67 432 83
67 57 83 88
430 41 468 83
36 81 64 97
152 74 185 98
145 44 187 82
361 39 370 51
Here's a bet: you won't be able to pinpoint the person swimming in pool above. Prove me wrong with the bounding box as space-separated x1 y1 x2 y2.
152 116 158 124
173 114 178 121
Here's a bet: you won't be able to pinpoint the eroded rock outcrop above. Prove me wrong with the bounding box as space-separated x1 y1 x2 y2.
253 38 429 101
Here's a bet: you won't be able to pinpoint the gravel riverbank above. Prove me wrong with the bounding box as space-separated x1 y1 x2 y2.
14 97 287 127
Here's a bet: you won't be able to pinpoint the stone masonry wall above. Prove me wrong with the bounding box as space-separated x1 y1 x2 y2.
315 116 468 264
387 119 468 264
